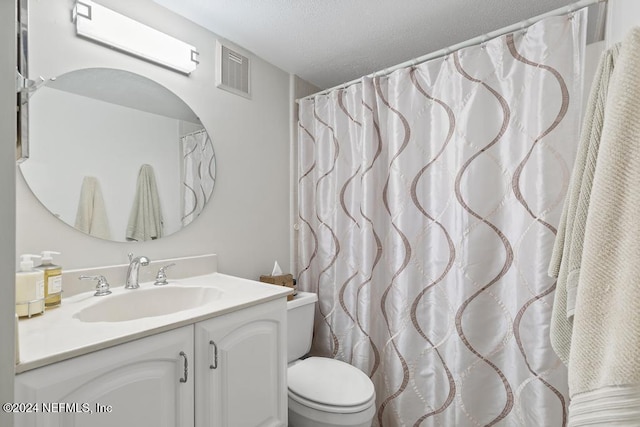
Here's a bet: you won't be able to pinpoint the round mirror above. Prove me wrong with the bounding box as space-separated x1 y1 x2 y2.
20 68 215 242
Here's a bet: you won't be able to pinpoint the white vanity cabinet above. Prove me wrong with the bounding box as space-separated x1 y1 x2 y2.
195 298 287 427
14 326 194 427
14 297 287 427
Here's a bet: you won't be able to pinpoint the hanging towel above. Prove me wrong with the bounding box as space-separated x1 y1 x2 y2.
548 44 620 366
554 28 640 426
126 164 163 241
74 176 111 240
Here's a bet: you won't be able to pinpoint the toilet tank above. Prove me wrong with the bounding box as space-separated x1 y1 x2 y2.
286 291 318 363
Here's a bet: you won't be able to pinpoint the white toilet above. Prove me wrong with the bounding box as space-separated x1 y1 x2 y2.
287 291 376 427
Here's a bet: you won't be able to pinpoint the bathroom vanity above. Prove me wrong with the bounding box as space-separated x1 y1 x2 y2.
14 271 291 427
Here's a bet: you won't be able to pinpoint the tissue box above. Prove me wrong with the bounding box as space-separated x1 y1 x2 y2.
259 274 295 301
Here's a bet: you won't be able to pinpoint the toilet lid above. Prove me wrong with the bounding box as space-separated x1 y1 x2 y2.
288 357 375 407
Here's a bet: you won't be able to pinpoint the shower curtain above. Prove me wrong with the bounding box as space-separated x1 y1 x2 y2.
297 12 585 427
181 129 215 226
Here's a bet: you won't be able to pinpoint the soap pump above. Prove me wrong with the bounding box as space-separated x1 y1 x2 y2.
16 254 45 318
36 250 63 308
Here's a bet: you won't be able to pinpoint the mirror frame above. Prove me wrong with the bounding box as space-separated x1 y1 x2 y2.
17 0 29 163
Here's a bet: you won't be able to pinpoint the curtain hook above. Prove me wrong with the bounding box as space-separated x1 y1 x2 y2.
480 35 488 50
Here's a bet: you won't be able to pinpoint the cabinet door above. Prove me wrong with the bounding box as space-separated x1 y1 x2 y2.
195 299 287 427
15 326 194 427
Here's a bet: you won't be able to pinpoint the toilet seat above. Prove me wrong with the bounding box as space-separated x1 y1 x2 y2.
287 357 376 414
288 389 375 414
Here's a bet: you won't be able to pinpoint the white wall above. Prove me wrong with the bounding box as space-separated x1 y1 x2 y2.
606 0 640 46
289 75 320 274
16 0 291 280
0 0 16 423
21 88 184 240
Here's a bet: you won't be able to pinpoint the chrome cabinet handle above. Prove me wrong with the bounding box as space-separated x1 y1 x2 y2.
209 340 218 369
179 351 188 383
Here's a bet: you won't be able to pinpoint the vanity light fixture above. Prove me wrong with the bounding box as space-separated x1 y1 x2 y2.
72 0 199 74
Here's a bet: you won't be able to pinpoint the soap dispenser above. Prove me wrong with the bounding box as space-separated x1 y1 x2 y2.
15 254 45 318
36 251 63 308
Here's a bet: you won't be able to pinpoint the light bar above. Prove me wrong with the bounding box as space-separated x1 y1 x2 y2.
73 0 199 74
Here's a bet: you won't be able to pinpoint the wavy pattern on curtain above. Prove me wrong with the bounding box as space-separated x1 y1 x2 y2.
297 12 585 427
181 129 215 227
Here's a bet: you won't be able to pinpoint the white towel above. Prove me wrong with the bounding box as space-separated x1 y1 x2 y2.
126 164 163 241
74 176 111 240
557 28 640 426
548 44 619 366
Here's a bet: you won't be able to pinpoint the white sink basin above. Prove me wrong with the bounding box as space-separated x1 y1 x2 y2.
74 286 224 323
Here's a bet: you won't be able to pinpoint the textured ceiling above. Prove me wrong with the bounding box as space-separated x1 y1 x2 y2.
153 0 580 90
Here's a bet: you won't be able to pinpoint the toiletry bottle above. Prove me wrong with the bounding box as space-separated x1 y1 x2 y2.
15 254 45 318
36 250 63 308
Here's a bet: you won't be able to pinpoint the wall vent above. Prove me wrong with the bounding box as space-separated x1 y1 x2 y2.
216 41 251 99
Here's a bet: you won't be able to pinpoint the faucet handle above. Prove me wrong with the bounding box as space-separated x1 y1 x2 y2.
79 275 112 296
154 263 175 286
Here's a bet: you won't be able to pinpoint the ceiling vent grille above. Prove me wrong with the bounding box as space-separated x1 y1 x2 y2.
216 41 251 99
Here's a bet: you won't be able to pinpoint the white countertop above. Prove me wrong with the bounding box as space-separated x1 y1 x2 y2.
16 273 292 374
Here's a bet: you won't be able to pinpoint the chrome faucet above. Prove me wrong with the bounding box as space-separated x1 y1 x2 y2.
125 253 150 289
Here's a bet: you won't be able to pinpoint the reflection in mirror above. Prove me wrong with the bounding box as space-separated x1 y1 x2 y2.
20 68 215 242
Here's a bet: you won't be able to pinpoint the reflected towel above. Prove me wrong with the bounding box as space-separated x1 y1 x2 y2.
74 176 111 240
126 164 163 241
